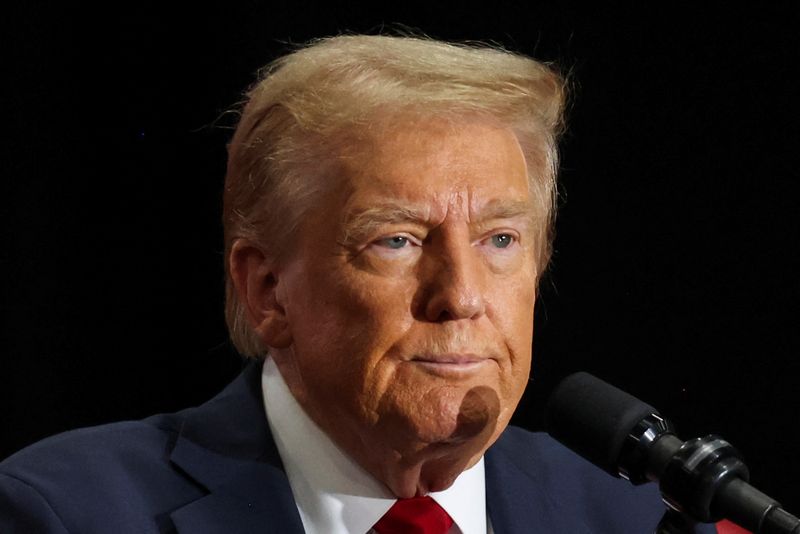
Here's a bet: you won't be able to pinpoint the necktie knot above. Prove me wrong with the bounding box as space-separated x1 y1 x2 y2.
373 496 454 534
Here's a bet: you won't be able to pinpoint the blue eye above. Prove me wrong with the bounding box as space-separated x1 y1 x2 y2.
490 234 514 248
378 236 409 249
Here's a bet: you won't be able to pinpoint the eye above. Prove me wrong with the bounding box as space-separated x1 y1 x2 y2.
489 233 515 248
375 236 411 249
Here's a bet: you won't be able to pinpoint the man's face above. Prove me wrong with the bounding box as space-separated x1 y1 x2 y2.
270 117 539 493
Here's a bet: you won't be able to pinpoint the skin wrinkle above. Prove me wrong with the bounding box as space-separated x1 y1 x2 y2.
339 199 537 251
239 117 541 497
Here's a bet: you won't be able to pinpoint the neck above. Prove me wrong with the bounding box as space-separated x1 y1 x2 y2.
270 350 503 498
369 446 485 498
313 401 499 498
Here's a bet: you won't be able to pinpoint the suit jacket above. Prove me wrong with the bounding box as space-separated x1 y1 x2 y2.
0 361 718 533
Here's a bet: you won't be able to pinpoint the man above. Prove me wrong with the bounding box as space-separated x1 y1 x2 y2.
0 35 719 533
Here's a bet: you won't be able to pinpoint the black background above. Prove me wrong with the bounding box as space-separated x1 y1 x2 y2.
4 2 799 516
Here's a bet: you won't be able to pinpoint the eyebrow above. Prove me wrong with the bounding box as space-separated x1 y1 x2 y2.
339 198 536 246
477 199 537 222
339 203 429 246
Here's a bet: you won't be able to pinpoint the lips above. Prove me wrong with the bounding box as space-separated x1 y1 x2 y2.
412 353 487 364
409 353 494 377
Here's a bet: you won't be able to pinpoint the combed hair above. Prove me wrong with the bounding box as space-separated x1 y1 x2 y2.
223 34 567 357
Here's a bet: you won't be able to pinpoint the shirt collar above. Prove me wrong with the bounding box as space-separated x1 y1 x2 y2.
262 357 487 534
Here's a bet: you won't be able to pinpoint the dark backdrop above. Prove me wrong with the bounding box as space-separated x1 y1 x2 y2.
4 2 799 516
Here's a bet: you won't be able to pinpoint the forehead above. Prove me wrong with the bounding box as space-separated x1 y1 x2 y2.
336 117 532 218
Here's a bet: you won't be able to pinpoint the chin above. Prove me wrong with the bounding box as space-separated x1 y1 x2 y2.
383 383 504 458
416 444 486 495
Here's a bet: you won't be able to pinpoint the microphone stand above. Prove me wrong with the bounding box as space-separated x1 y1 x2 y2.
631 425 800 534
547 373 800 534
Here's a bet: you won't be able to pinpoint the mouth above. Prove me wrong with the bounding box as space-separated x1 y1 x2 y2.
409 353 493 377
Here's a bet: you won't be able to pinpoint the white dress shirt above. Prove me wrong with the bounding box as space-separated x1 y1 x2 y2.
262 357 491 534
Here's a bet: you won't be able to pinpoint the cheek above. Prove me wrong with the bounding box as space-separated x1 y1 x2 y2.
490 272 536 385
491 262 536 328
312 267 418 345
285 263 418 394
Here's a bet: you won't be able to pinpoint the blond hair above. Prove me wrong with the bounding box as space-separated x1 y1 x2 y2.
223 34 567 357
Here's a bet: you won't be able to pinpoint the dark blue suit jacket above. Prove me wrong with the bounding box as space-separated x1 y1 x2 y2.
0 362 717 533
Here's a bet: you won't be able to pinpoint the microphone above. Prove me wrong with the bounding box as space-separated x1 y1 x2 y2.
545 372 800 534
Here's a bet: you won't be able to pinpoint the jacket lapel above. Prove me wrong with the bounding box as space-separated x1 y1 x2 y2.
167 360 305 534
163 360 594 533
485 432 591 534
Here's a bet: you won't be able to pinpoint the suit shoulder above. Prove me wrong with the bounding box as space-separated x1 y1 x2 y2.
489 427 662 530
2 415 180 478
490 425 588 474
487 427 718 534
1 418 185 498
490 425 643 493
0 415 204 532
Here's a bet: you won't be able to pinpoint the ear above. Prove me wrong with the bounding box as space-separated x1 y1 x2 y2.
228 239 293 349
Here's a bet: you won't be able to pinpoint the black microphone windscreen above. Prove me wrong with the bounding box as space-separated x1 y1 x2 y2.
545 372 660 476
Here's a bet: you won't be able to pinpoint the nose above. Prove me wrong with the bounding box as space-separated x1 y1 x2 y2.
421 236 486 322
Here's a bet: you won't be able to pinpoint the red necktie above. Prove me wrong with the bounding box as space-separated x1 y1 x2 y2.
373 496 454 534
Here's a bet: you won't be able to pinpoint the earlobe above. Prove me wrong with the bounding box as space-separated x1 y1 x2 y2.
228 240 293 349
255 310 293 348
